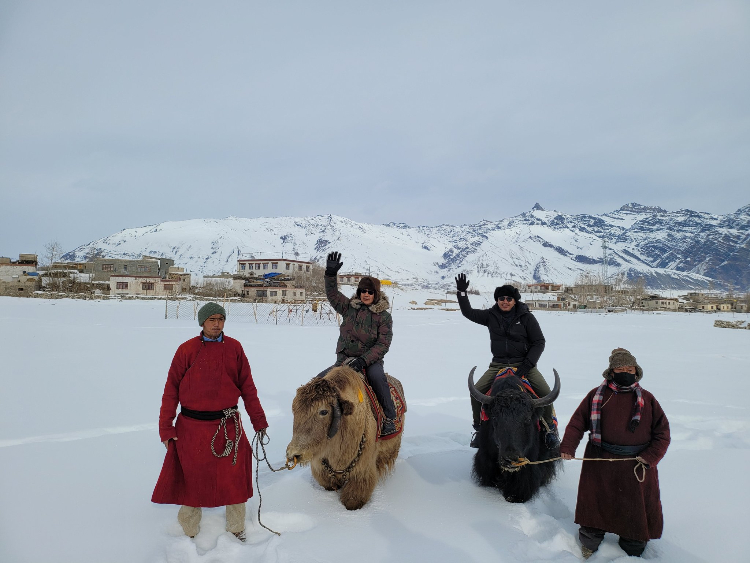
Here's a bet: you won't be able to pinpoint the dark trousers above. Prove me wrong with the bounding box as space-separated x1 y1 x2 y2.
317 361 397 419
579 526 648 557
471 361 556 430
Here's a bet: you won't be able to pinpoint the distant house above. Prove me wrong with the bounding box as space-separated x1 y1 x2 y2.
526 282 564 293
338 273 366 285
236 258 312 276
91 256 175 282
641 296 679 311
0 254 40 296
110 275 183 297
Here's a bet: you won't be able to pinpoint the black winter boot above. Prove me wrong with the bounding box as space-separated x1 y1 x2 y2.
381 418 397 436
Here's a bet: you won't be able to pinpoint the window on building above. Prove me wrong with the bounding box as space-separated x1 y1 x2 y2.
306 265 310 272
272 262 278 269
263 263 268 270
282 290 287 296
298 265 302 271
102 264 114 271
270 291 277 296
293 292 296 297
123 265 128 272
142 282 154 290
241 264 246 271
116 282 128 289
164 284 174 291
138 265 150 272
285 263 290 270
255 263 261 270
256 290 267 297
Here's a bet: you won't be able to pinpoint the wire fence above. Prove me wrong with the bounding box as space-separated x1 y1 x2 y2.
165 298 341 326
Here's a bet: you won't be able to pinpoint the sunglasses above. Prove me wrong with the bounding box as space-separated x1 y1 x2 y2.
497 296 514 302
359 289 375 295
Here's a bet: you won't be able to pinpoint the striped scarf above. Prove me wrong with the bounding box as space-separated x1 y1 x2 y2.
590 380 644 447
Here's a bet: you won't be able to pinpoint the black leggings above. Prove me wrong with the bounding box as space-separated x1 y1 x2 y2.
317 361 397 419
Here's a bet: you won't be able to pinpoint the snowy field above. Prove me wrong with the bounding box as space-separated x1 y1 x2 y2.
1 293 749 563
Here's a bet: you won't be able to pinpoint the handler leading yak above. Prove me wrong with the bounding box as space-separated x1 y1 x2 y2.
469 366 561 503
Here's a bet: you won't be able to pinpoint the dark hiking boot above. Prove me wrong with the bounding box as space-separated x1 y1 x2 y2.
470 432 479 448
232 530 246 542
381 418 397 436
544 427 560 450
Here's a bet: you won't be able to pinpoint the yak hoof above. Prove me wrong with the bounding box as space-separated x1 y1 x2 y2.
342 498 366 510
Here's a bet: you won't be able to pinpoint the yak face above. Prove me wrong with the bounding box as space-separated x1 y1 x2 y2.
484 387 542 471
286 377 354 465
469 366 560 472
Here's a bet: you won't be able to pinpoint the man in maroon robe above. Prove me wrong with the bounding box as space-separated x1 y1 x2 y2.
561 348 670 558
152 302 269 541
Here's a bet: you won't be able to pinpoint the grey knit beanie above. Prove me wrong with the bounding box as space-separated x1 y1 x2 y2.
603 347 643 381
198 302 226 326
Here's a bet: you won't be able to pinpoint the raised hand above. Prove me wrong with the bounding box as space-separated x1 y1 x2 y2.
325 251 343 276
455 273 469 292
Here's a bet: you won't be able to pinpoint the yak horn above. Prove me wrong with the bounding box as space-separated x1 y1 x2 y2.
530 368 561 409
468 367 493 405
327 399 342 439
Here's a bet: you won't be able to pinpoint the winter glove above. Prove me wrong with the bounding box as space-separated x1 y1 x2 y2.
515 359 533 378
325 251 343 277
455 273 469 292
347 357 367 373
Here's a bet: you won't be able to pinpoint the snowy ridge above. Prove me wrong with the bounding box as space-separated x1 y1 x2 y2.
63 203 750 290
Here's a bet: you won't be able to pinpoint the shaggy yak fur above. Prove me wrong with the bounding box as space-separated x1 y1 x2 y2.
286 366 405 510
470 368 561 503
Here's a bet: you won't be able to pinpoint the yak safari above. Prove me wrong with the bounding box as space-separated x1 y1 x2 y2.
286 366 406 510
469 366 561 503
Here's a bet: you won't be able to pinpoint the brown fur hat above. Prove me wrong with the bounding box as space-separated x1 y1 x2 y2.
357 276 381 303
603 347 643 381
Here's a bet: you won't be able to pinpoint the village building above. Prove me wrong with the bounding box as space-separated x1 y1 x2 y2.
0 254 41 296
109 274 184 297
641 296 679 311
90 256 175 282
525 282 564 293
236 257 313 276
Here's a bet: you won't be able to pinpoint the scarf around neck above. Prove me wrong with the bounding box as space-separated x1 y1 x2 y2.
590 380 644 447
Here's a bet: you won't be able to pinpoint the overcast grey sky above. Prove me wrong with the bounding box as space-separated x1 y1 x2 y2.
1 1 748 256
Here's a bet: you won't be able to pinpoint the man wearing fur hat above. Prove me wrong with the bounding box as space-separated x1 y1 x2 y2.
455 275 557 448
152 302 269 542
560 348 670 559
319 252 397 435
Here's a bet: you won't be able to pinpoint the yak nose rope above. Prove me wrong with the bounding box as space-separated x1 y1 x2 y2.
211 407 243 465
250 430 298 536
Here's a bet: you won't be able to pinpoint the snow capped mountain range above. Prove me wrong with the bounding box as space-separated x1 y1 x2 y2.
63 203 750 290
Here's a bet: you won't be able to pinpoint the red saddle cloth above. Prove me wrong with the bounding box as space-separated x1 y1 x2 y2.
480 367 539 422
356 371 406 441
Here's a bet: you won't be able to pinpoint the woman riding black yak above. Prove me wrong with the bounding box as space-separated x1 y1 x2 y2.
317 252 397 435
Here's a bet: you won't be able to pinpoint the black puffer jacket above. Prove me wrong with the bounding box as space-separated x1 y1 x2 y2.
457 293 545 373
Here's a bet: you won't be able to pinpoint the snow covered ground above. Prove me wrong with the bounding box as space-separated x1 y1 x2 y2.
1 292 748 563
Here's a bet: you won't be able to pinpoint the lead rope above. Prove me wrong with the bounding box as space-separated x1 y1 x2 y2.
510 456 648 483
251 430 297 536
211 407 243 465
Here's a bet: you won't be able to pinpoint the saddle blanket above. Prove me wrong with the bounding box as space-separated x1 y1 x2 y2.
356 371 406 441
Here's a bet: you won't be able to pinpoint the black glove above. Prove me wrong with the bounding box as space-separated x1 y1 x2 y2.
325 251 343 277
515 359 533 378
347 357 367 373
455 273 469 292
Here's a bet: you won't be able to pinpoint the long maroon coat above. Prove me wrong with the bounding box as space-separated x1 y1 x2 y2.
560 385 670 541
152 335 268 507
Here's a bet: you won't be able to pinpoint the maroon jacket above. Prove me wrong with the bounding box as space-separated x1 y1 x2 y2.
152 335 268 507
561 385 670 541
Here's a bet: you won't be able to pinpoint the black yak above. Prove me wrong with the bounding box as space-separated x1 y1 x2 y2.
468 367 561 503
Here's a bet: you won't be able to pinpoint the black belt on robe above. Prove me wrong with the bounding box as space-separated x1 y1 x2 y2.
590 436 650 456
181 405 238 421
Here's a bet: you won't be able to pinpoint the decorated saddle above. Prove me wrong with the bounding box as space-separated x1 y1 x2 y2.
480 367 558 430
355 371 407 441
